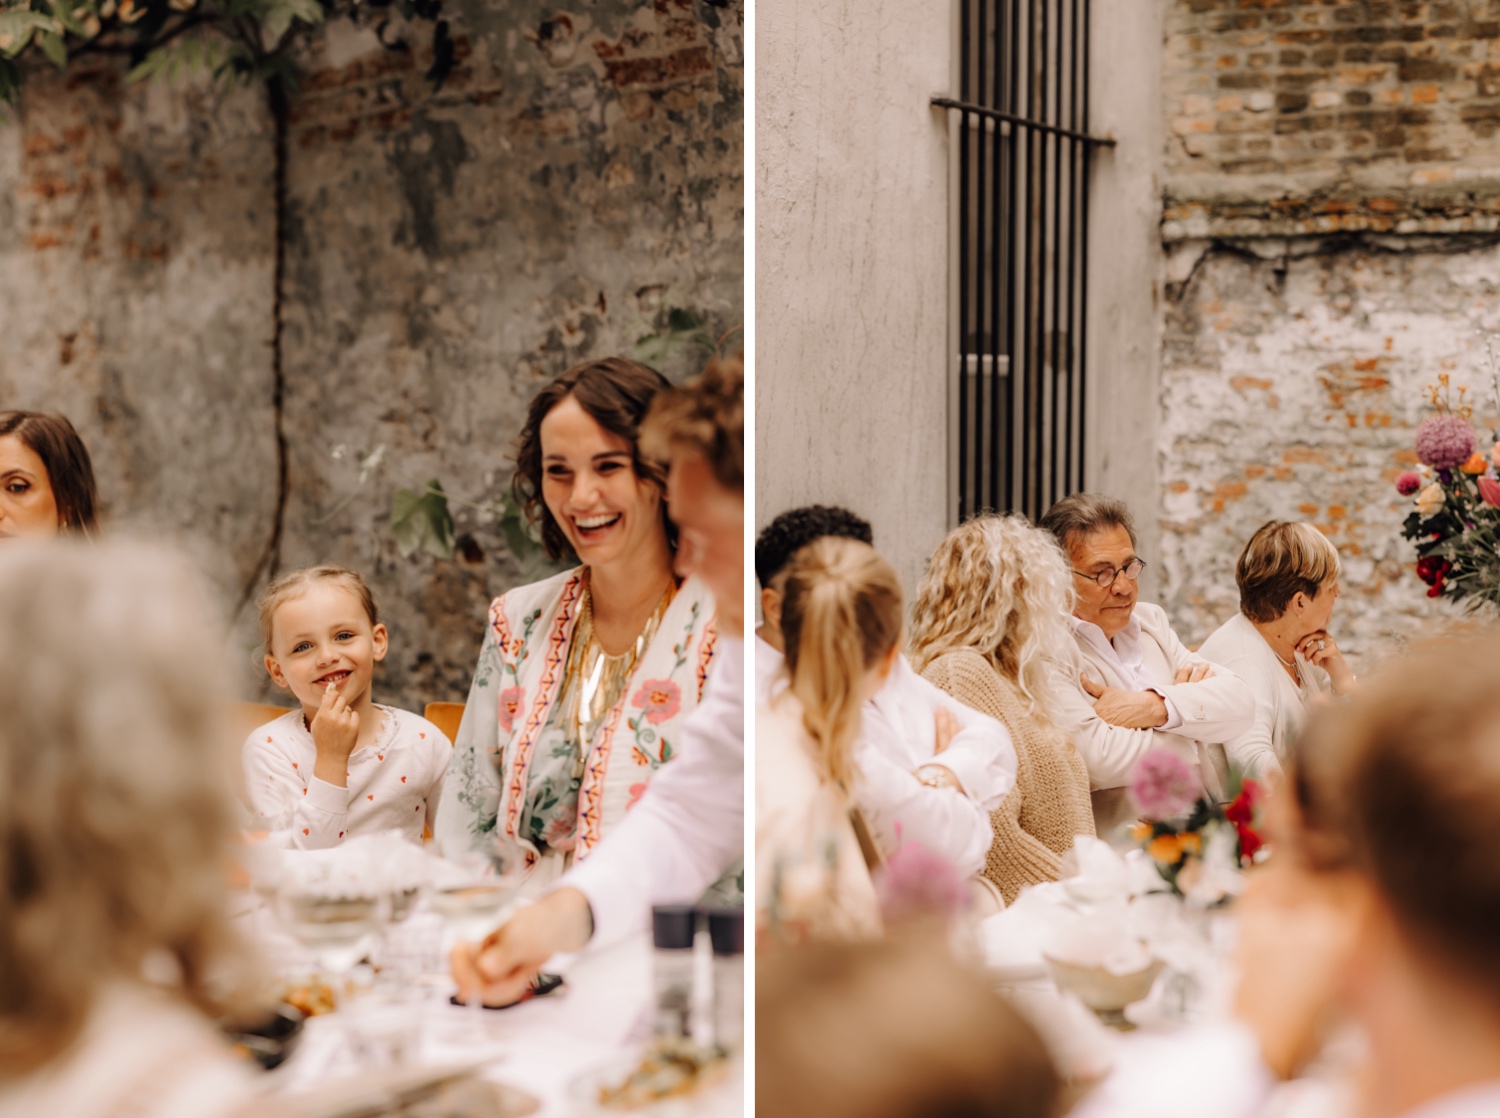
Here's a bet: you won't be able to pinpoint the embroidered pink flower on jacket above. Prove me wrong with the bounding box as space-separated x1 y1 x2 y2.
498 686 525 733
631 679 681 725
627 782 649 811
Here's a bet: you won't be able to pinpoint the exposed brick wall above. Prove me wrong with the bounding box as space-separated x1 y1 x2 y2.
1164 0 1500 238
0 0 743 708
1156 1 1500 669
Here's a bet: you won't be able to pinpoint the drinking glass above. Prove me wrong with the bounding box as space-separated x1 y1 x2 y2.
429 872 521 1042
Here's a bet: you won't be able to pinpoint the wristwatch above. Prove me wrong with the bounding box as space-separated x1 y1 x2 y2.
915 763 961 791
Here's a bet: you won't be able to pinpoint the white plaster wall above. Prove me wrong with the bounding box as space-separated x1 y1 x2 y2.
755 0 952 592
1085 0 1167 601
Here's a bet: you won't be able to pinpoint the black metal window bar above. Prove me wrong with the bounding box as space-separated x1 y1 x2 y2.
934 0 1114 525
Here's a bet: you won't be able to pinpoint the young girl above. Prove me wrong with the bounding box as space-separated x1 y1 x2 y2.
243 566 450 848
756 536 904 942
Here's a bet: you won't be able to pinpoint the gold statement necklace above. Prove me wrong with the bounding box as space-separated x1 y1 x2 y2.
562 577 677 780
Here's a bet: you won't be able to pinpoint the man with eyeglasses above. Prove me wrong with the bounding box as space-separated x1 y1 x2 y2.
1039 493 1254 835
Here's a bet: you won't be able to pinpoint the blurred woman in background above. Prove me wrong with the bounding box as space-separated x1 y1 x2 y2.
0 411 99 539
0 540 255 1118
908 514 1094 904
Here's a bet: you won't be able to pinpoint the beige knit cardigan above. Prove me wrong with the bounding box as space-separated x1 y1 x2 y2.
920 648 1095 904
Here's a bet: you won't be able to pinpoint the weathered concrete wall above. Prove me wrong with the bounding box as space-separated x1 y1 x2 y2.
1157 237 1496 659
1156 0 1500 669
754 0 952 593
0 0 744 707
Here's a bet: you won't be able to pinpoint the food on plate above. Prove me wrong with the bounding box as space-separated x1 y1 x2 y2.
596 1041 727 1110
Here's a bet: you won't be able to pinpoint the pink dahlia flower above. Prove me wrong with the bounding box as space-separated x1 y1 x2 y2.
1414 414 1477 471
1129 749 1200 820
1396 471 1422 496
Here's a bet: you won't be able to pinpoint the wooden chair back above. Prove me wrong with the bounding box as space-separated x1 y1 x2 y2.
423 701 465 745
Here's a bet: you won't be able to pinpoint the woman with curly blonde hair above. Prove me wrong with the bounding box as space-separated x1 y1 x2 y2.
909 514 1095 903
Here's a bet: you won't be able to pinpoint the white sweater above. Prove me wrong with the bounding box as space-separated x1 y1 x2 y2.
242 705 451 848
1196 612 1329 783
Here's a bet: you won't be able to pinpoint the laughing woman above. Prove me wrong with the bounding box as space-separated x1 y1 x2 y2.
436 358 718 895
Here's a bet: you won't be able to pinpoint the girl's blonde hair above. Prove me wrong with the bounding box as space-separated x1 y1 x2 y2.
0 539 245 1074
908 514 1075 723
780 538 904 791
258 564 379 651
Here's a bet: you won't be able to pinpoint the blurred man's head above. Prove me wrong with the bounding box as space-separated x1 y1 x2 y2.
642 355 745 636
757 937 1060 1118
753 505 873 651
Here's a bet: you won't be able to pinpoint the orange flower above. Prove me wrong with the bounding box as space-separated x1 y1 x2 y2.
1463 451 1488 475
1147 833 1184 863
1129 821 1153 843
1179 831 1202 856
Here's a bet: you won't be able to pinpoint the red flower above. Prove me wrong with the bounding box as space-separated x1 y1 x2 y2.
1415 556 1451 590
1226 780 1264 864
631 679 681 725
498 686 525 733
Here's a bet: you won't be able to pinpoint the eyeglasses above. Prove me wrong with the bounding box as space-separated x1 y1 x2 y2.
1071 559 1146 588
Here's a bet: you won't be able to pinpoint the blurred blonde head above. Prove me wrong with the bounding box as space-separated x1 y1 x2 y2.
908 513 1075 723
757 936 1061 1118
0 539 244 1074
779 538 904 792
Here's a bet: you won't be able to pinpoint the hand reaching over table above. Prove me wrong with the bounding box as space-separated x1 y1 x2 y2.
451 886 594 1007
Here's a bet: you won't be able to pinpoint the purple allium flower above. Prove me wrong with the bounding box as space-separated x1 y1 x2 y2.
875 839 969 922
1129 749 1200 820
1439 468 1454 485
1396 471 1422 496
1414 414 1477 471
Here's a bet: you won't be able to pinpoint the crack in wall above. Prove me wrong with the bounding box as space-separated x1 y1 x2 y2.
232 78 292 622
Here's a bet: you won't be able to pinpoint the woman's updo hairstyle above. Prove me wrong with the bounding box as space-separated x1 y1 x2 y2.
511 357 674 561
779 537 904 792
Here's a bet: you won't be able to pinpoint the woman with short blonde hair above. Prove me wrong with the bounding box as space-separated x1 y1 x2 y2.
1199 520 1356 783
0 540 256 1117
908 514 1095 903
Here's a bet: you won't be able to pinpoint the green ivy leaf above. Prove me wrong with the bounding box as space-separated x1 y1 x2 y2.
0 10 60 58
37 29 64 67
390 480 456 560
261 0 322 46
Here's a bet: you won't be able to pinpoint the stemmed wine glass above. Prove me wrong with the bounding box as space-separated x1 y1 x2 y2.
274 887 387 1009
428 851 522 1044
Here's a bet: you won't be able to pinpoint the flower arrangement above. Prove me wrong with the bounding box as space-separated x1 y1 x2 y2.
1126 750 1265 902
1397 359 1500 607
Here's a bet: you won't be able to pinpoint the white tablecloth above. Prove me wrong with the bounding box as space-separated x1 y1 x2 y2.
238 894 741 1117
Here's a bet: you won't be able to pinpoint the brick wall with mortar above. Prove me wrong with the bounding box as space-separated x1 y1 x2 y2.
1155 0 1499 668
0 0 743 708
